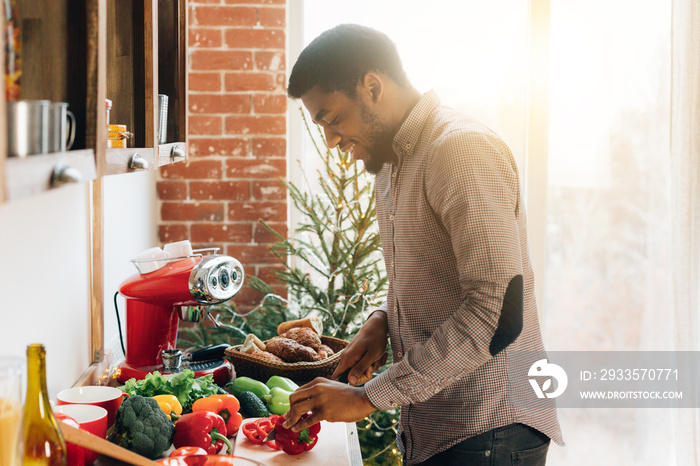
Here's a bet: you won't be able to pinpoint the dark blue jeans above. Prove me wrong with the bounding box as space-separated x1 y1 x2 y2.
411 423 551 466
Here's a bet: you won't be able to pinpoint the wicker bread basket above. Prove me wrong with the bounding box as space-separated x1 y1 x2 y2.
224 335 349 385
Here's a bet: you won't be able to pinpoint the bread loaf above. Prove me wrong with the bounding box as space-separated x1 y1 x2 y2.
280 327 322 350
266 336 320 363
249 350 285 364
317 344 334 359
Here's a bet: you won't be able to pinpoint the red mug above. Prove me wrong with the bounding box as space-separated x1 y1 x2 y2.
54 404 108 465
56 385 127 428
53 412 85 465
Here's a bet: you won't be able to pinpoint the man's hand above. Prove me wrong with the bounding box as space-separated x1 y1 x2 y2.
282 378 377 432
332 311 390 385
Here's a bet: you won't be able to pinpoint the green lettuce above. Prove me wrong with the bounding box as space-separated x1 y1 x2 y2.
120 369 220 413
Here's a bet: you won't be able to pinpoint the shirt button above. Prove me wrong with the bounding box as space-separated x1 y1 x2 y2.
394 305 398 312
390 215 394 221
392 172 397 178
484 451 491 457
397 351 403 358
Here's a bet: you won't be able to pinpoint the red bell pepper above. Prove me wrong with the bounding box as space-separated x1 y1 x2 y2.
255 415 281 450
172 411 232 455
241 420 264 445
273 413 320 455
157 456 230 466
170 446 208 457
242 416 282 450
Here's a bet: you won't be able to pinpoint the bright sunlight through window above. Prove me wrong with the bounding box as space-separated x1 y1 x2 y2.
296 1 674 463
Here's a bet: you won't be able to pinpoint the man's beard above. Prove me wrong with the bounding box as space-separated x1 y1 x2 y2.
359 104 394 175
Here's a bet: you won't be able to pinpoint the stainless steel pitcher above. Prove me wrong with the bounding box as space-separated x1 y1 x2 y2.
48 102 76 153
7 100 50 157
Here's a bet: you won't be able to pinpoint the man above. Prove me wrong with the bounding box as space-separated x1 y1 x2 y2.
282 24 563 465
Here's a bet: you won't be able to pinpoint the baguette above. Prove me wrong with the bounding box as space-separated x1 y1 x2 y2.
241 333 265 354
249 333 266 350
277 316 323 336
240 339 260 354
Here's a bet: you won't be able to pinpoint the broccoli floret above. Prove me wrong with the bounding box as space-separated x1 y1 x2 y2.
107 395 174 459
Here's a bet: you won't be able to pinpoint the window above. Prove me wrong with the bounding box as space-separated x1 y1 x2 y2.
543 0 673 463
292 1 675 463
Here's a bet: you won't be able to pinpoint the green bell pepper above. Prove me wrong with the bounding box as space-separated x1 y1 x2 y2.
228 376 270 399
263 386 292 415
266 375 299 392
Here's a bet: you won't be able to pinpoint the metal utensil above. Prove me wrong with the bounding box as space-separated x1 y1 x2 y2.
161 344 232 372
7 100 50 157
48 102 76 153
335 368 351 384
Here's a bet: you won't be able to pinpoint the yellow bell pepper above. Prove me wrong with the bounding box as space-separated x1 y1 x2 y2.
153 394 183 419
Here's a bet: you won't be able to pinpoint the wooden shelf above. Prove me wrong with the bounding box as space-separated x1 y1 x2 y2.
103 147 154 176
5 150 97 201
0 0 189 376
1 0 188 202
102 142 186 177
158 142 187 167
158 0 188 143
106 0 153 150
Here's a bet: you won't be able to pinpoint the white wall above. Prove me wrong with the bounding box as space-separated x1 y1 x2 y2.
102 170 158 360
0 170 157 399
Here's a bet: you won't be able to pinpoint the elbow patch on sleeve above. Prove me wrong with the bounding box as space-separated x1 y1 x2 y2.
489 274 524 356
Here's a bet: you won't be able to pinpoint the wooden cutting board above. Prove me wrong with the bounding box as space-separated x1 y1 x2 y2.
233 418 361 466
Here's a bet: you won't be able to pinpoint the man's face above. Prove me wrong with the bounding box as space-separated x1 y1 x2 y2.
301 86 393 174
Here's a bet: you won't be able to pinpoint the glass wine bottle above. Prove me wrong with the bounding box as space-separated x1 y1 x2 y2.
21 344 67 466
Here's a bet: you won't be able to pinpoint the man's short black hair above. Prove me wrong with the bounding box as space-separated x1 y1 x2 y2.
287 24 409 99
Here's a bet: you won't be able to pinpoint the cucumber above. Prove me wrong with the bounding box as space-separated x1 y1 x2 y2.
237 390 270 418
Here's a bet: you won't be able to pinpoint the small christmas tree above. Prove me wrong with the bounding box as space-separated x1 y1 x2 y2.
256 109 388 339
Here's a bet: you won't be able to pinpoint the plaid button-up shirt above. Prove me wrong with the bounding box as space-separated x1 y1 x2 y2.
363 91 563 464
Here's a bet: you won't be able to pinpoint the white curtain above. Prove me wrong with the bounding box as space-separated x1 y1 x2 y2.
670 0 700 463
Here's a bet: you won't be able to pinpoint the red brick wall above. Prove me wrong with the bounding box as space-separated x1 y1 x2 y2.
157 0 288 310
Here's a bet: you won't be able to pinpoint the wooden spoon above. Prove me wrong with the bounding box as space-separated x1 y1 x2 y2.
59 422 158 466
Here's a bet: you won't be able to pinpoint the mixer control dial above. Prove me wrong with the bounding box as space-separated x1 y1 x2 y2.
219 269 230 289
189 255 245 304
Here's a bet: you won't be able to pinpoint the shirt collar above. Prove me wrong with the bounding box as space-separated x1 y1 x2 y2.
391 90 441 160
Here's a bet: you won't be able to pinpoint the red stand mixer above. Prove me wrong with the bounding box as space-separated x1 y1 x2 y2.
116 241 244 385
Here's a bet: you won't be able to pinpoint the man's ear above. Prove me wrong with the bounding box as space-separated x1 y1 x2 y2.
360 72 383 103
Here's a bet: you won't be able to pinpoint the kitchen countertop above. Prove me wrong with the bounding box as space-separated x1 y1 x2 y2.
94 421 362 465
233 419 361 466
